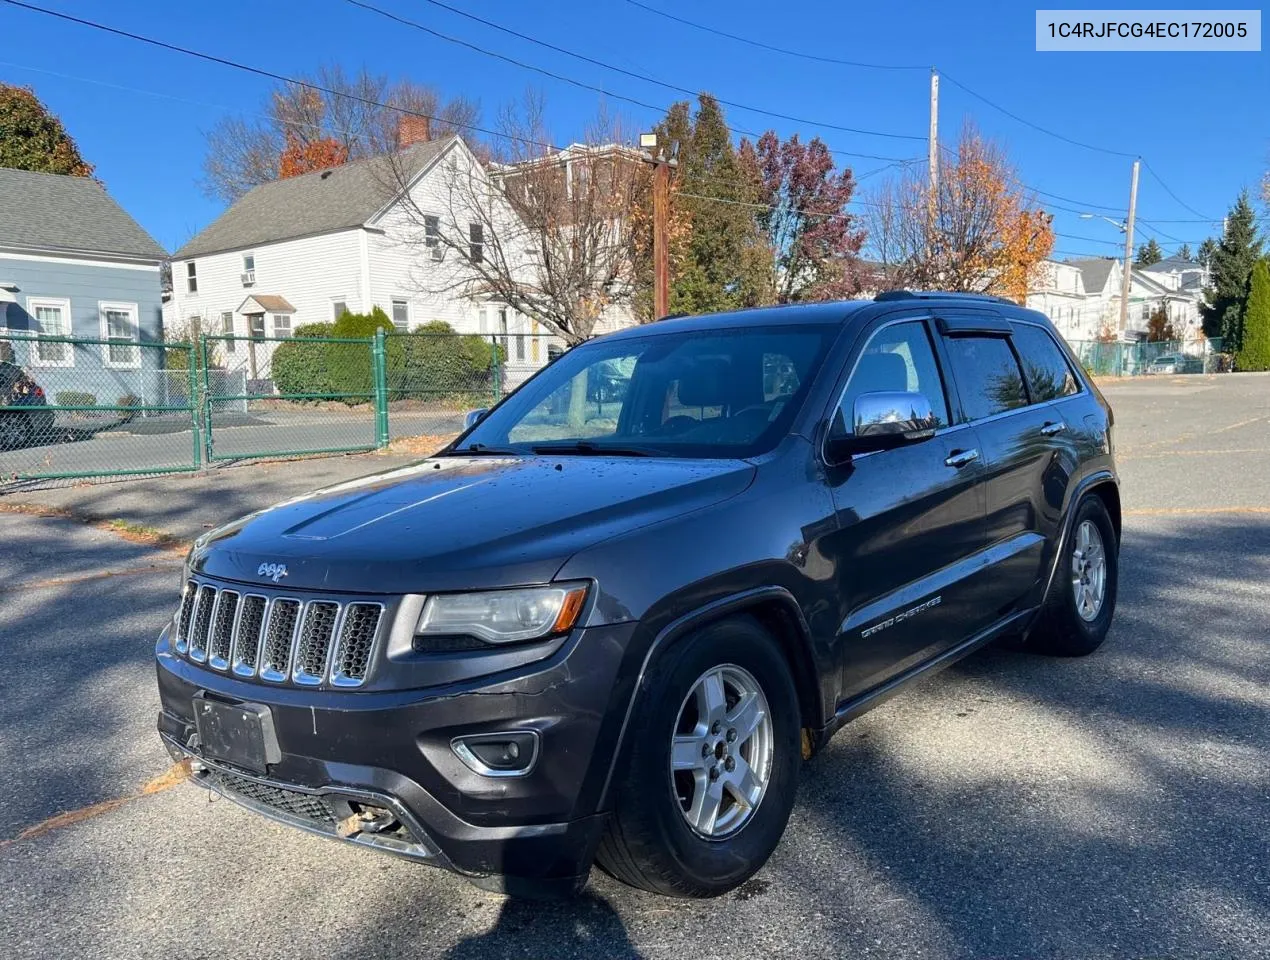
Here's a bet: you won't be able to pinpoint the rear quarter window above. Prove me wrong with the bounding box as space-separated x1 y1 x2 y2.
1010 322 1080 402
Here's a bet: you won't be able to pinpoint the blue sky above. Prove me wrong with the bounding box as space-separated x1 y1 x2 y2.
2 0 1266 257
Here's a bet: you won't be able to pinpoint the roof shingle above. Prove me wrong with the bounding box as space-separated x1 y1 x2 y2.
0 167 167 260
174 139 453 260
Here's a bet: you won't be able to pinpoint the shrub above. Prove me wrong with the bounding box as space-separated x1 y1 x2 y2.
394 321 499 399
1235 259 1270 372
55 390 96 408
117 393 140 422
329 307 394 401
271 322 339 398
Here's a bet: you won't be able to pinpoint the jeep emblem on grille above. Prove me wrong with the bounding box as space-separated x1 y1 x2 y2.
258 562 289 583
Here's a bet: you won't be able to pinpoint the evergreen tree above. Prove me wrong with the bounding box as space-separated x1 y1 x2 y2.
1197 237 1217 269
1236 259 1270 372
661 95 769 315
1177 243 1192 261
1136 238 1163 266
0 84 93 176
1201 191 1264 351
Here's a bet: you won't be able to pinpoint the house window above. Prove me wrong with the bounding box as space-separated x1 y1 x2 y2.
391 299 409 332
515 334 526 362
243 254 255 272
477 307 488 334
469 223 484 263
186 262 197 294
100 301 140 368
272 314 292 338
498 307 508 355
27 297 72 366
221 311 235 353
425 215 441 260
248 314 266 339
1141 302 1151 321
332 300 348 320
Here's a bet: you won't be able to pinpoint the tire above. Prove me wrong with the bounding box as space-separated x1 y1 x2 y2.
596 615 801 897
0 412 32 451
1029 495 1118 656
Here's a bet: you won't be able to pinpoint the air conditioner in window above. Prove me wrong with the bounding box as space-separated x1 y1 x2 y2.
241 270 256 286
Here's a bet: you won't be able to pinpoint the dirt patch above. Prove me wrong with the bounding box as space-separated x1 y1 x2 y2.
385 433 458 456
0 502 188 553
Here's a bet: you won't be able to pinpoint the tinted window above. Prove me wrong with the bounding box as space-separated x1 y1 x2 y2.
835 320 949 433
1010 323 1079 402
943 336 1028 421
460 325 835 459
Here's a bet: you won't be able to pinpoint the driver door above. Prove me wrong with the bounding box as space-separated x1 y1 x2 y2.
820 318 989 702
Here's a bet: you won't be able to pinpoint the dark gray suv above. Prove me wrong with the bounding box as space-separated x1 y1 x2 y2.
155 292 1120 898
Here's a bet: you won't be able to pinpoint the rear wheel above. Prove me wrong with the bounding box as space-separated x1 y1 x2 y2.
596 616 800 897
0 412 32 451
1030 495 1118 656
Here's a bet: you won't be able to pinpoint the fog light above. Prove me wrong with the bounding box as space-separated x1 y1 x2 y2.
451 731 540 778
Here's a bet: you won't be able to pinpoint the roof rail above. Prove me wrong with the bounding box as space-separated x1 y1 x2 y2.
873 290 1015 305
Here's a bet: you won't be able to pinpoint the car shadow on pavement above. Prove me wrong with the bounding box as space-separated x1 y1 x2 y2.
440 892 644 960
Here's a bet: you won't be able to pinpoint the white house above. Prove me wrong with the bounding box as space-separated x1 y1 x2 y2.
168 132 562 388
1027 256 1207 346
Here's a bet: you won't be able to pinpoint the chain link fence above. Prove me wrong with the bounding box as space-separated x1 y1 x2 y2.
1 331 199 482
1067 338 1227 377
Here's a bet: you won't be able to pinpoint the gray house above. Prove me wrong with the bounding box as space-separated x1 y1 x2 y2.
0 167 167 406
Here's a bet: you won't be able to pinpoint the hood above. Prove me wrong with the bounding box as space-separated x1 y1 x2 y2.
191 455 755 593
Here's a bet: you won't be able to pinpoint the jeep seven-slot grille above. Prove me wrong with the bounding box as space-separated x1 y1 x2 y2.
173 579 382 687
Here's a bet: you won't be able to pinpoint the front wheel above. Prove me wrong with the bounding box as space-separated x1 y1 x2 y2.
595 616 801 897
1030 495 1119 656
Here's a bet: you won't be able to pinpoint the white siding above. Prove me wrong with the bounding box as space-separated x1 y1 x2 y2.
168 230 365 343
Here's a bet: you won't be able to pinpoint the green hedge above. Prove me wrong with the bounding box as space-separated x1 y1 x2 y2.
268 310 499 404
54 391 96 407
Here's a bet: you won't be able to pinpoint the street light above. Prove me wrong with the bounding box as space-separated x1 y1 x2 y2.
1079 212 1128 232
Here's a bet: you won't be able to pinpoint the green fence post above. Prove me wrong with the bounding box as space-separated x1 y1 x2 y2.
372 329 389 448
490 334 502 406
186 344 202 469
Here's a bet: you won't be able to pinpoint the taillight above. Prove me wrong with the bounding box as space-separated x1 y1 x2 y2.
32 385 44 399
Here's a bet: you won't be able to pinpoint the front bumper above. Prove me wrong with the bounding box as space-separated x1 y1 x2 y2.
155 620 638 894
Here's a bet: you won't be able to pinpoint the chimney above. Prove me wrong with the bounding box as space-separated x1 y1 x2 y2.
397 115 431 149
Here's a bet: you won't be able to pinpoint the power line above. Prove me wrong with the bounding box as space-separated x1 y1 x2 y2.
1056 233 1122 247
1141 160 1216 220
346 0 925 146
620 0 926 71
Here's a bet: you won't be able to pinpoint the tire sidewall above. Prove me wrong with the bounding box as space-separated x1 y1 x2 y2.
625 617 800 893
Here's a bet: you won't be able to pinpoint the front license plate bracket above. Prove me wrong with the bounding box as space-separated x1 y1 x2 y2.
192 693 282 774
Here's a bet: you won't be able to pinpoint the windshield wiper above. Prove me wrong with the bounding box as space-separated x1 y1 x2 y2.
530 441 655 457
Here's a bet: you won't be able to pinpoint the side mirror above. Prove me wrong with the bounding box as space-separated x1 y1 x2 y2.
463 408 489 431
825 391 938 462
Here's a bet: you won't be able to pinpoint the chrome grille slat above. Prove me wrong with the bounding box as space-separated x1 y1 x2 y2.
232 595 268 677
331 603 383 686
293 601 340 685
174 580 197 654
189 584 217 662
176 578 380 688
259 599 301 682
208 590 239 670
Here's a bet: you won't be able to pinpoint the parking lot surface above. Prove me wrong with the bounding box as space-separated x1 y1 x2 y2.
1 374 1267 959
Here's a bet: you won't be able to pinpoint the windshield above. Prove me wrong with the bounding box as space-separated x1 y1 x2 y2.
454 324 837 458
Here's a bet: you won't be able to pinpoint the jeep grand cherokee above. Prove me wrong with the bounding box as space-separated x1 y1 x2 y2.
156 292 1120 898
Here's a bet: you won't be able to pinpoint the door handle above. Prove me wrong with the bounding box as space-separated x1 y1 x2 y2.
944 448 980 468
1040 421 1067 436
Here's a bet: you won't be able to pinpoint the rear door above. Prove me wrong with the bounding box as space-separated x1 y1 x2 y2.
821 317 989 701
934 313 1081 616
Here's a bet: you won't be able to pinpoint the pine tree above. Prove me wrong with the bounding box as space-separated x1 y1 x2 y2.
664 95 769 315
1201 191 1264 351
1236 259 1270 372
0 84 93 176
1136 238 1163 266
1177 243 1192 261
1197 237 1217 269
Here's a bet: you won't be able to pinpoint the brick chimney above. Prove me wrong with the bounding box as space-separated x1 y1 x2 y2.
397 115 431 149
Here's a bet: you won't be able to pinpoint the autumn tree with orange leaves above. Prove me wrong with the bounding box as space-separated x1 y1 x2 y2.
278 132 348 179
866 122 1054 303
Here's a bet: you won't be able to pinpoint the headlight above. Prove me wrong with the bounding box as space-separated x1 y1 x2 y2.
415 584 589 645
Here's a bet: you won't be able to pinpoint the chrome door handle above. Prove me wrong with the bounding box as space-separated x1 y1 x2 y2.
944 448 980 468
1040 421 1067 436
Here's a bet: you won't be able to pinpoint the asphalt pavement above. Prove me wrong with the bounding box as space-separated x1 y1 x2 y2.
1 373 1267 959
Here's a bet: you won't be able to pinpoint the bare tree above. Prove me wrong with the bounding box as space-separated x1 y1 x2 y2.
201 64 481 204
865 122 1054 302
381 93 644 343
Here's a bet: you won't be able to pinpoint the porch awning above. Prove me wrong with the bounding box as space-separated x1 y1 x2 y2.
237 294 296 314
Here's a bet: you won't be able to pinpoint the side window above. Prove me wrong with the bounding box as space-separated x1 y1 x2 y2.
943 336 1028 421
834 320 949 434
1009 323 1079 402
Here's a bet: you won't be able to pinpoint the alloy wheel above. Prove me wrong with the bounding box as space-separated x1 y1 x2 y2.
1071 519 1107 622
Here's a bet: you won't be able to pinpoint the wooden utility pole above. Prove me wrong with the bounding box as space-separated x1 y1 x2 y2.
652 153 670 320
1118 158 1141 336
